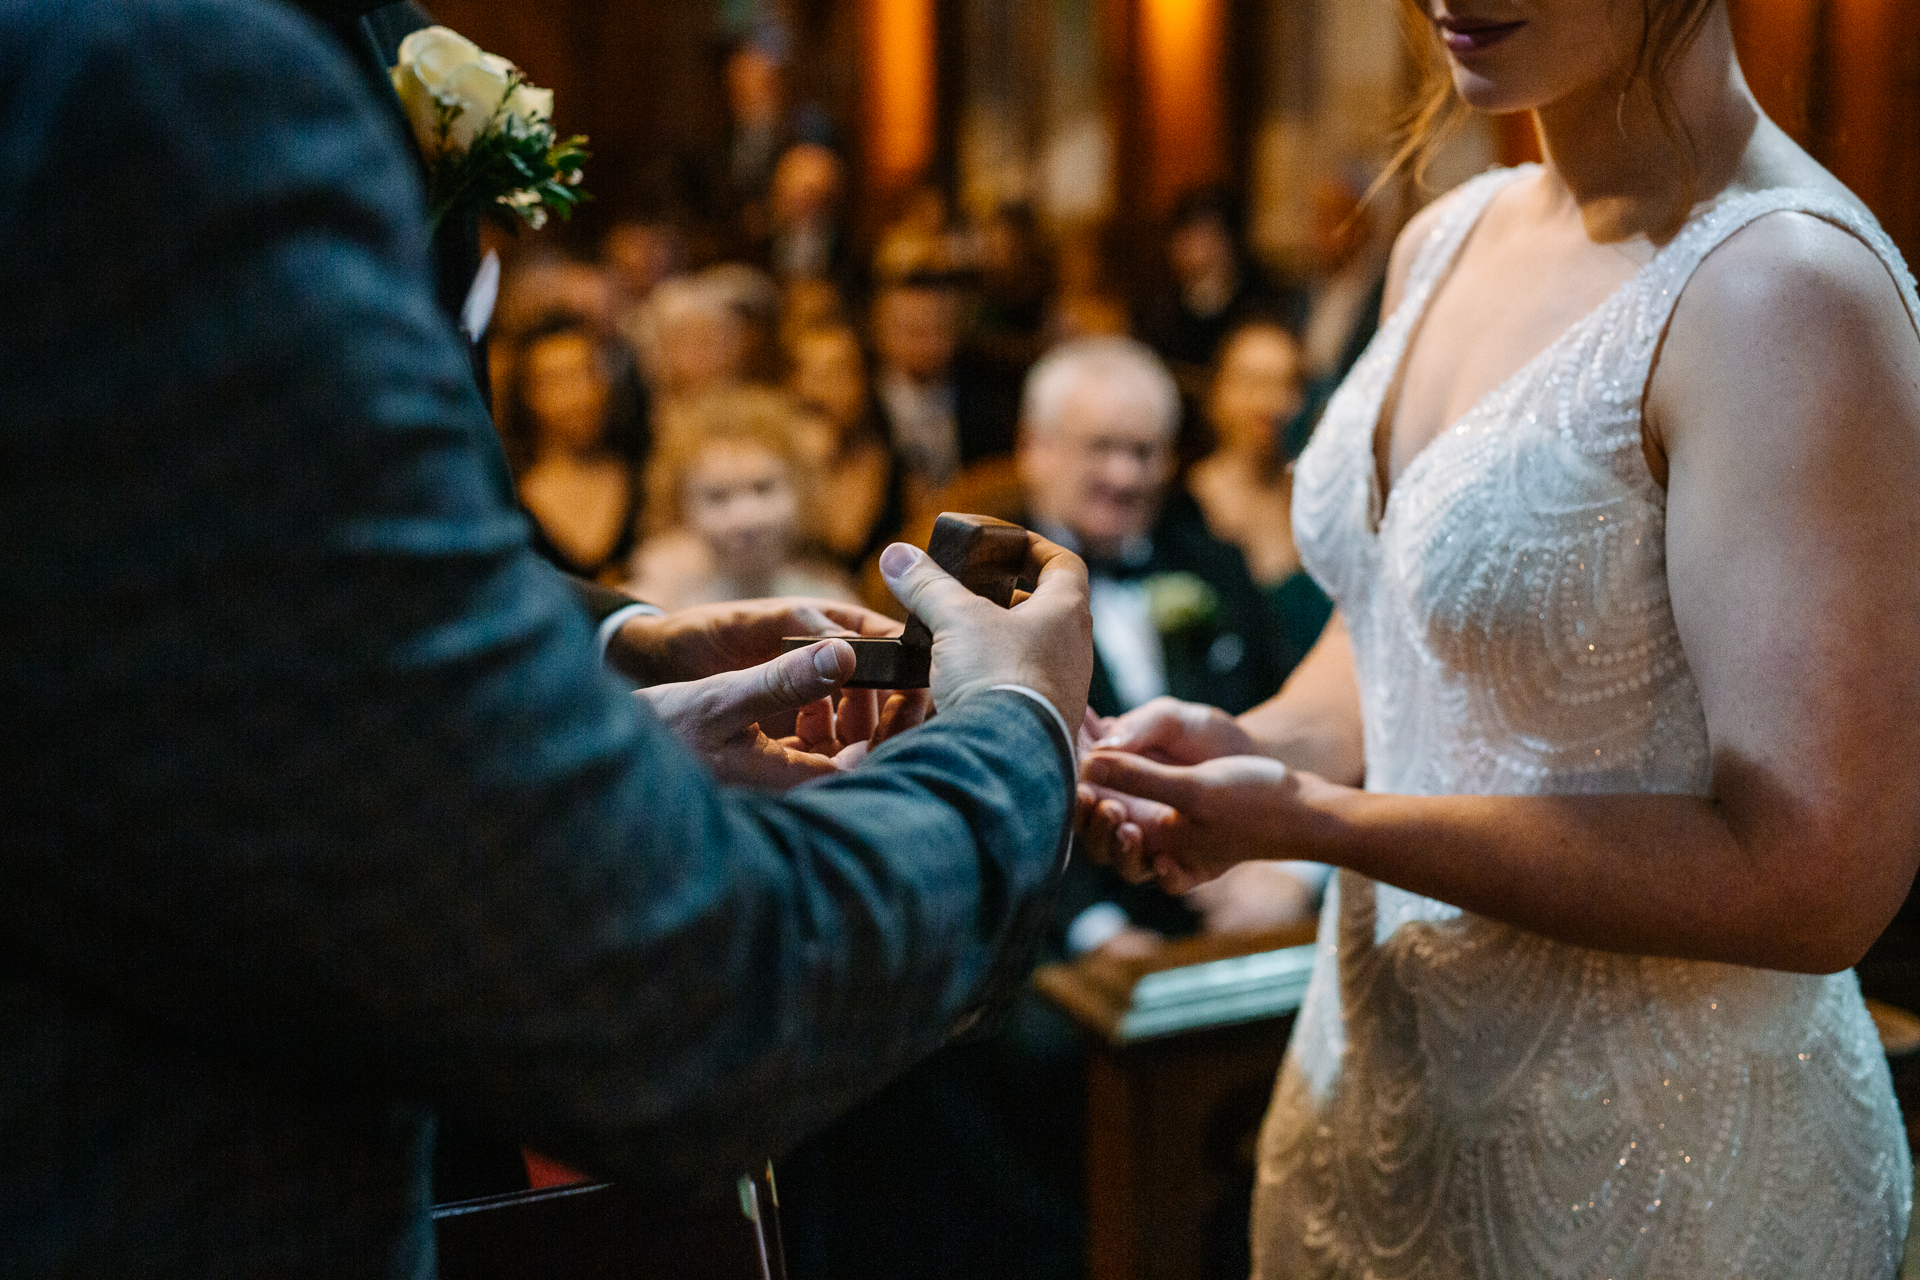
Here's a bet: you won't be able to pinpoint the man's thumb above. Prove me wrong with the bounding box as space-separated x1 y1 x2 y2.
877 542 979 633
702 639 855 733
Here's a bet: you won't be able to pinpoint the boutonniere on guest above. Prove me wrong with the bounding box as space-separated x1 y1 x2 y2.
390 26 590 232
1144 571 1220 636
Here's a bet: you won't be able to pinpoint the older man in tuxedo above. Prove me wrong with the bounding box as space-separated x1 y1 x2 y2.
0 2 1095 1276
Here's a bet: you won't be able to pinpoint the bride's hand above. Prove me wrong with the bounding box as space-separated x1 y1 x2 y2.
1075 698 1262 876
1087 696 1257 763
1078 750 1335 893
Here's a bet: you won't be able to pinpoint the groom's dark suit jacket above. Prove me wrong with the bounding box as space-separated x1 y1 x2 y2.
0 3 1072 1276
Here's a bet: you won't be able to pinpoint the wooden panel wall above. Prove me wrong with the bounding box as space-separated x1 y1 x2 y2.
423 0 729 239
1730 0 1919 263
409 1 1916 265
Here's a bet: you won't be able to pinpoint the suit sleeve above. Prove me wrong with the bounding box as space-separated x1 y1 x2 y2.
0 1 1071 1187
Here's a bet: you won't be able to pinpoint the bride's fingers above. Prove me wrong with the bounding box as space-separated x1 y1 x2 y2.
1081 751 1205 816
1101 801 1156 885
1075 785 1135 874
1153 855 1202 896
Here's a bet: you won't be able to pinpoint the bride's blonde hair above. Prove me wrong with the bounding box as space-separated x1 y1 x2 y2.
1387 0 1718 200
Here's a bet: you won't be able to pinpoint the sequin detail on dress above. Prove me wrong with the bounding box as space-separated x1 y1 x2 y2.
1256 165 1918 1280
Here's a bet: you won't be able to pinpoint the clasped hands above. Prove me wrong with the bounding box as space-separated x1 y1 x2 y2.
1076 697 1340 895
610 532 1093 790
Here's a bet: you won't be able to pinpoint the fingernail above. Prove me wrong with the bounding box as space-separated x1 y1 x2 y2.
811 641 846 680
878 542 921 579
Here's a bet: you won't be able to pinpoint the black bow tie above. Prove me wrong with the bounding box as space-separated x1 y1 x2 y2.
1084 549 1155 582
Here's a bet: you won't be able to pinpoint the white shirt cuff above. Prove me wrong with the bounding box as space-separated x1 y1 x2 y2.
1066 902 1131 956
595 602 663 663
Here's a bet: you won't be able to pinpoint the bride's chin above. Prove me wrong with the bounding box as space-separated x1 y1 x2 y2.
1449 66 1538 116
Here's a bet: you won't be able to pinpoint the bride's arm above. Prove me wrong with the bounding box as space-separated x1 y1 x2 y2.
1086 613 1365 781
1239 611 1366 782
1084 213 1920 975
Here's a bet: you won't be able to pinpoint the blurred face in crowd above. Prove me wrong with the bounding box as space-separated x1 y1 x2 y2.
770 145 844 228
1209 325 1305 460
522 332 610 453
726 45 784 124
1021 374 1173 559
873 285 957 384
683 439 799 580
603 221 682 302
1168 212 1235 290
655 298 746 398
495 261 618 341
790 327 868 435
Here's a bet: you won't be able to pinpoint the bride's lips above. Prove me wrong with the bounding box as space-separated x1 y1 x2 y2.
1434 15 1525 55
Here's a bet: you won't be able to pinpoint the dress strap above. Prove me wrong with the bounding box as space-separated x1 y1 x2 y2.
1397 164 1537 317
1629 187 1920 352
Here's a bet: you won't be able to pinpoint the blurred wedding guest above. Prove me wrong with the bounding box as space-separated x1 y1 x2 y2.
1015 336 1309 946
723 35 836 243
1186 320 1334 664
1022 338 1291 716
1296 169 1389 383
969 201 1052 366
871 181 965 281
1138 187 1305 386
788 323 905 568
603 217 686 306
489 249 620 408
779 276 849 354
1045 224 1130 344
631 274 748 402
627 386 853 609
725 38 786 221
493 248 620 340
870 272 1021 502
702 261 784 383
502 314 651 584
764 142 850 285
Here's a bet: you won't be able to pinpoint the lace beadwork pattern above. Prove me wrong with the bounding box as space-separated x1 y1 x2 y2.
1257 166 1918 1279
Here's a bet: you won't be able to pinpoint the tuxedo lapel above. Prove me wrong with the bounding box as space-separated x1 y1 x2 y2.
1086 653 1124 721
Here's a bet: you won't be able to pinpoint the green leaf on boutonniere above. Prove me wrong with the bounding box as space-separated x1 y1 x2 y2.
406 59 591 234
1145 571 1220 635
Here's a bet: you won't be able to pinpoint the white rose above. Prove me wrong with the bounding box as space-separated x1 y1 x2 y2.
389 26 517 155
504 82 554 125
396 26 483 88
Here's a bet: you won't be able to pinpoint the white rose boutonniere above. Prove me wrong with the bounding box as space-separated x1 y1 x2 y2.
390 26 588 232
1144 571 1220 635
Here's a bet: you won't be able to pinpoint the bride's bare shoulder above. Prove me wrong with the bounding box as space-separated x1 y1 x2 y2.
1728 117 1863 213
1650 167 1919 465
1680 202 1909 347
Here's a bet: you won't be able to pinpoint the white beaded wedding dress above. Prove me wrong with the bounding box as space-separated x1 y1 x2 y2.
1257 165 1920 1279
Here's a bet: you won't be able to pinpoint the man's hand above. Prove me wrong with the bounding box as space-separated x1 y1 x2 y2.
876 532 1093 729
607 597 904 687
641 638 880 789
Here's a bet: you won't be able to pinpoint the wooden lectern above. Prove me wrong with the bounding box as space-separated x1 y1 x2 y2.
1034 925 1320 1280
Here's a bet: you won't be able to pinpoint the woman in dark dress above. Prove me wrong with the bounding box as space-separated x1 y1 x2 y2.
499 312 651 583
